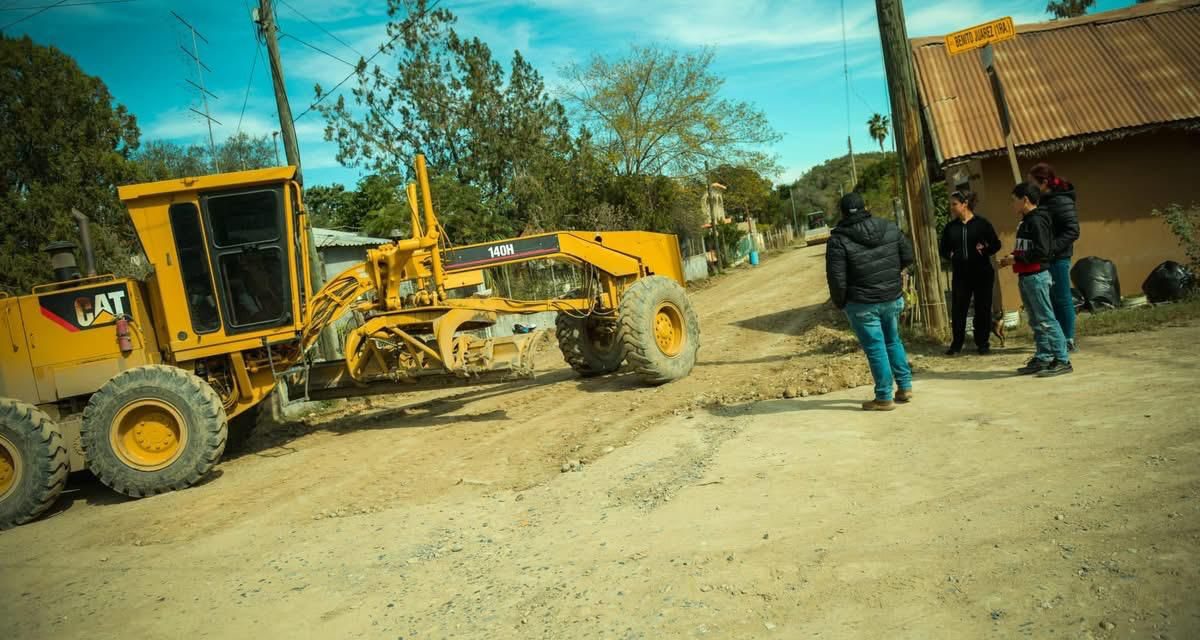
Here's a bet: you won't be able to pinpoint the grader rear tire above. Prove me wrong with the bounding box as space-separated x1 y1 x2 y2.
81 365 228 498
620 276 700 385
555 312 626 377
0 399 68 530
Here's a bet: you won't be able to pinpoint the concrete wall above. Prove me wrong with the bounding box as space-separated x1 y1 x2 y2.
954 130 1196 312
684 255 710 282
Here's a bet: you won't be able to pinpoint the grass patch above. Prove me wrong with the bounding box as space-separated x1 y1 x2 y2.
1075 296 1200 336
999 296 1200 340
898 296 1200 350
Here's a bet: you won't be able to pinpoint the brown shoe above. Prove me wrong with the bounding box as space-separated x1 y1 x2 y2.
862 400 896 411
895 389 913 403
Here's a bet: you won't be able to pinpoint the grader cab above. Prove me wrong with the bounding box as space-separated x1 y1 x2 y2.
0 154 700 529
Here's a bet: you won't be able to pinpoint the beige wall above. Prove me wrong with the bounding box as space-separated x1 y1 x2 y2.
954 130 1198 313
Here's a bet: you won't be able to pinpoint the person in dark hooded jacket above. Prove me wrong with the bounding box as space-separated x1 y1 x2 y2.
1028 163 1080 351
826 192 915 411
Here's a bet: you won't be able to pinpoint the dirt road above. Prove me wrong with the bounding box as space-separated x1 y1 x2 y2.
2 244 1197 639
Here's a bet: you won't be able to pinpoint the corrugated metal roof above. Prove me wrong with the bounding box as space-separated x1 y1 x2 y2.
912 0 1200 165
312 228 390 248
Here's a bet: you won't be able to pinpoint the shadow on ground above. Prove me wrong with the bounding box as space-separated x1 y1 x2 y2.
732 301 844 337
707 397 866 416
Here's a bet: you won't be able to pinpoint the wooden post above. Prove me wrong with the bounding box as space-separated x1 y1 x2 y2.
875 0 950 337
979 44 1022 184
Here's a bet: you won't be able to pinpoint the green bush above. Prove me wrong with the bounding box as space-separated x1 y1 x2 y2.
1152 202 1200 271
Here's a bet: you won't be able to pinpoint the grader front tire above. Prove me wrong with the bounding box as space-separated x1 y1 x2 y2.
82 366 228 498
0 399 68 530
555 312 626 377
620 276 700 385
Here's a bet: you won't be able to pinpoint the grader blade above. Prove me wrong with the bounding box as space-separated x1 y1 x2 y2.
287 330 549 402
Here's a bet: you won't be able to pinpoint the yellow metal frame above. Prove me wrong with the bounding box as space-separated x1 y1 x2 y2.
296 154 685 384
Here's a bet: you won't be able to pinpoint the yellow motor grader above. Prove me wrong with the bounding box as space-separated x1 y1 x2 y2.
0 154 700 529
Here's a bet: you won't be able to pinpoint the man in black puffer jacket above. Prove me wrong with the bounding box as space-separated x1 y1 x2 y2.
826 192 915 411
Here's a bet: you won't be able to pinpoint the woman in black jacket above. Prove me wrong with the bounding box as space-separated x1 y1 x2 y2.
1028 163 1079 351
939 190 1002 355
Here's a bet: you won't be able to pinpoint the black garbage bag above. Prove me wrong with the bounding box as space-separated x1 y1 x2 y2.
1142 261 1195 303
1070 257 1121 310
1071 288 1085 312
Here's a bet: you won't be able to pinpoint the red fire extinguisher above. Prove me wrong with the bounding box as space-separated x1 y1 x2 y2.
116 316 133 353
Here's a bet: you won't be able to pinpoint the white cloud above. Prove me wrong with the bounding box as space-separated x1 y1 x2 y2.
274 0 389 24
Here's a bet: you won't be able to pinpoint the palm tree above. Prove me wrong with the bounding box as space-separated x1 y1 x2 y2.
867 114 890 153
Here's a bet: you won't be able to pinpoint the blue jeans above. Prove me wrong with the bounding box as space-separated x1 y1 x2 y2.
1048 258 1076 342
1018 271 1069 363
845 297 912 401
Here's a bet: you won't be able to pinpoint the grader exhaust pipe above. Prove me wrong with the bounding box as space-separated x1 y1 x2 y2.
70 208 97 277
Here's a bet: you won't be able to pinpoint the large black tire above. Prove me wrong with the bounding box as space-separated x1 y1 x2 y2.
555 312 626 376
81 366 227 498
0 400 68 530
620 276 700 385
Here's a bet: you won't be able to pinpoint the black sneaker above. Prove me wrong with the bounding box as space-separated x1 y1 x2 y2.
1017 358 1050 375
945 348 962 357
977 346 991 355
1067 340 1078 353
1037 360 1074 377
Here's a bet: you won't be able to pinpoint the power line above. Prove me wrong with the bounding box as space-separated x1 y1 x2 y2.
0 0 132 11
281 32 356 69
239 0 269 139
0 0 67 30
278 0 362 57
293 0 443 122
236 38 263 137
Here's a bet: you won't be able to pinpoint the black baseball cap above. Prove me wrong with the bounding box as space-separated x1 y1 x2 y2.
839 192 866 216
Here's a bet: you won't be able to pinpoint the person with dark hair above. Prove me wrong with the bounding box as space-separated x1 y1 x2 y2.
826 192 915 411
1000 183 1072 377
939 190 1002 355
1027 162 1080 351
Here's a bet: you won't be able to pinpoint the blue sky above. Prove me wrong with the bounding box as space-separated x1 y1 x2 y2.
8 0 1136 187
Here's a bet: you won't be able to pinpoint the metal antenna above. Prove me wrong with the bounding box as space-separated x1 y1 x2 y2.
840 0 857 187
172 10 221 173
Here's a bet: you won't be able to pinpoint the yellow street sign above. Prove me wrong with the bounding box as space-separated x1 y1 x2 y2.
945 17 1016 55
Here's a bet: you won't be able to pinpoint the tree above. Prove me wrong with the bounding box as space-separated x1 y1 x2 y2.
353 174 411 238
133 133 276 181
562 46 780 178
867 113 891 152
1047 0 1094 19
316 0 589 243
305 184 355 229
709 165 773 223
789 152 891 224
1 35 141 294
216 132 277 172
133 140 208 181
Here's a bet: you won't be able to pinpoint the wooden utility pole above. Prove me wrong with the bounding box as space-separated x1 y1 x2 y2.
875 0 949 336
257 0 302 178
256 0 334 358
